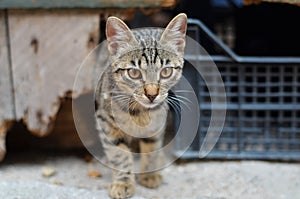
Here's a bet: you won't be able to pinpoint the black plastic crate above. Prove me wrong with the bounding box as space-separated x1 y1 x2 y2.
173 19 300 160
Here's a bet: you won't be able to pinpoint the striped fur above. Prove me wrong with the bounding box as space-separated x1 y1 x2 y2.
95 13 187 199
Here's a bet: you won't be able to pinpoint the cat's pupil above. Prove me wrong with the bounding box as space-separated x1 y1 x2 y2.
132 69 137 74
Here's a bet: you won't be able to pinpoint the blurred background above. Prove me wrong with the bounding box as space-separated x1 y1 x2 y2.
2 0 300 160
1 0 300 198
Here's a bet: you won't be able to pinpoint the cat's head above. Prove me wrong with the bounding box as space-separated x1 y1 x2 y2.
106 13 187 109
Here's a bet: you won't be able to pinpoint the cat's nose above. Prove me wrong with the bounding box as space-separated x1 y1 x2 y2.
146 93 158 102
144 84 159 102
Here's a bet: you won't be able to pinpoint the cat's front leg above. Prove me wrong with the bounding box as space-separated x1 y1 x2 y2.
99 133 135 199
138 136 164 188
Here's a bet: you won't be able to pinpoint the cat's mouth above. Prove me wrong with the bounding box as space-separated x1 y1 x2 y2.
133 93 167 109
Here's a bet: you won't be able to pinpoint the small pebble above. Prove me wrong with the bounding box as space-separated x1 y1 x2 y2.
42 167 56 177
83 154 94 163
88 170 101 178
51 180 63 186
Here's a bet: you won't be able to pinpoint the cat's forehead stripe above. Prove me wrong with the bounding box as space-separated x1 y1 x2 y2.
139 47 162 70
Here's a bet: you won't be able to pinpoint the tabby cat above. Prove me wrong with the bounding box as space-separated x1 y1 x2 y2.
95 13 187 199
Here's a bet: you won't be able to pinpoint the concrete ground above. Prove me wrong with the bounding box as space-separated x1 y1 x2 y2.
0 150 299 199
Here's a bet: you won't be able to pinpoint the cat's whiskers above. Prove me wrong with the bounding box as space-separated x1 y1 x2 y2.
166 98 181 116
167 94 192 111
112 94 133 111
128 100 140 112
172 90 194 93
112 93 145 113
168 97 191 111
171 94 193 105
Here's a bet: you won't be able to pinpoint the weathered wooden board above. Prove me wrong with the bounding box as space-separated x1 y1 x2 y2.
0 0 176 9
0 11 15 160
7 99 84 150
9 10 99 136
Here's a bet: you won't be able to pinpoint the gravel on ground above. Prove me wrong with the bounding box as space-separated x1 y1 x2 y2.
0 151 299 199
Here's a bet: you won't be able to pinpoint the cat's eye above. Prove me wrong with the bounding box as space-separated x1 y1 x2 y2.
127 68 142 79
160 67 173 79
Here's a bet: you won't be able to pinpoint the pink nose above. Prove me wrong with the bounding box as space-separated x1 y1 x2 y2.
144 84 159 102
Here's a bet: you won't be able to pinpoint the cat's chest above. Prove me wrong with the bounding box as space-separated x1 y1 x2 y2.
112 105 168 137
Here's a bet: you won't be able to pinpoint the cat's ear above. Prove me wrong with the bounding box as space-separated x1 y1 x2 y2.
160 13 187 56
106 16 138 56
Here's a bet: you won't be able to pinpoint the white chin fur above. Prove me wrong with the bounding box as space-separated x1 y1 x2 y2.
135 96 163 109
139 102 160 109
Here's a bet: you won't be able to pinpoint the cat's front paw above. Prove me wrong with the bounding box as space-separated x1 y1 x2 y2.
109 181 135 199
138 173 163 189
